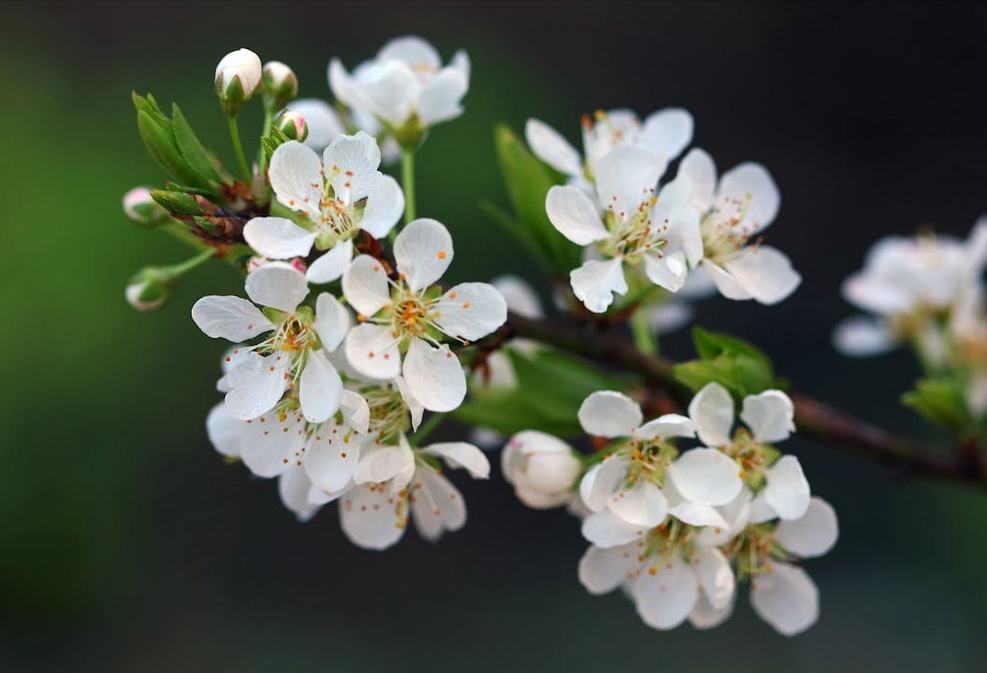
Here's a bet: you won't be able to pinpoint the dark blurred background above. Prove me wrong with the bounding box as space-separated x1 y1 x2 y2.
1 1 986 671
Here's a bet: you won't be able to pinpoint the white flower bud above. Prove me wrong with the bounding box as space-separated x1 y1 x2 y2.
122 187 169 227
502 430 582 509
125 269 171 311
262 61 298 110
274 110 308 142
215 48 262 116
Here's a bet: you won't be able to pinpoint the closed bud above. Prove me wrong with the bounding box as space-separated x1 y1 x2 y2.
215 48 262 116
502 430 583 509
123 187 170 227
262 61 298 110
125 268 173 311
274 110 308 141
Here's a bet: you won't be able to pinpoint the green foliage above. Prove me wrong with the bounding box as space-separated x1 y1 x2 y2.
902 377 975 435
486 124 581 276
454 347 625 437
674 327 780 399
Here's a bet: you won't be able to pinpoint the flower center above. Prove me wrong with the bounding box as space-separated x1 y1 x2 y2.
363 384 413 444
701 194 755 261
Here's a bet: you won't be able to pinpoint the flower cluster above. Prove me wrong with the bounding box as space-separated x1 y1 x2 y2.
504 383 838 636
532 109 801 316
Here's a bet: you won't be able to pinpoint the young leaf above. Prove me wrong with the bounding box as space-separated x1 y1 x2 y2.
674 327 779 398
171 104 226 185
902 377 973 434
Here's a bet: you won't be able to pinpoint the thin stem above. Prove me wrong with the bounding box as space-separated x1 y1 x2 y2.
401 144 417 225
257 107 275 174
169 247 217 276
228 115 252 182
502 312 987 492
630 310 657 355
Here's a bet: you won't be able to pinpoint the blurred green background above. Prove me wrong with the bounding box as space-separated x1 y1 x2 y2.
1 1 986 671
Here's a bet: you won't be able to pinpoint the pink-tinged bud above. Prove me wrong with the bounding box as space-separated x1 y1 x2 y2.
125 268 171 311
215 48 262 116
247 256 308 274
275 110 308 142
123 187 169 227
262 61 298 110
502 430 583 509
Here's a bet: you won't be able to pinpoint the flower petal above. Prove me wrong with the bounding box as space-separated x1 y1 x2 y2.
717 162 780 235
238 409 306 477
687 382 735 447
578 390 643 438
434 282 507 341
689 592 734 630
755 455 811 522
608 480 668 528
693 543 735 610
578 542 639 595
631 556 699 630
639 107 693 162
393 218 453 291
269 140 323 216
703 260 754 300
342 254 391 317
422 442 490 479
224 352 289 421
403 338 467 412
750 563 819 636
304 427 360 495
306 239 354 285
417 68 468 125
570 258 628 313
360 174 405 238
299 349 343 423
545 185 609 245
339 483 407 550
720 245 801 305
491 275 544 319
643 251 688 292
285 98 345 151
344 323 401 380
243 217 316 259
340 389 371 434
244 261 309 313
324 131 381 204
679 148 717 212
596 146 666 223
581 510 648 548
636 413 695 440
741 390 795 443
410 466 466 541
191 296 273 342
526 118 582 177
278 465 322 522
354 443 415 485
580 456 630 512
774 497 839 558
832 315 895 357
206 403 242 458
313 292 352 353
667 448 742 506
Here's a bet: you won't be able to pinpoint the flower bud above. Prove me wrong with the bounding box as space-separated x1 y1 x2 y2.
125 268 172 311
122 187 170 228
502 430 583 509
274 110 308 142
215 48 262 116
262 61 298 110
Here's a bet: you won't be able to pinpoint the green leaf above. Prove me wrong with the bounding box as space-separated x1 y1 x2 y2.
902 377 973 433
492 124 581 275
673 327 779 399
454 347 626 438
171 104 226 185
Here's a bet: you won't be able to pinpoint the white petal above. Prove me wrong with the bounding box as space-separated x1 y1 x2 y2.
313 293 352 353
285 98 345 151
774 497 839 558
422 442 490 479
570 258 628 313
545 185 608 245
360 174 404 238
643 251 688 292
306 239 354 285
687 382 735 447
410 466 466 541
578 390 643 438
434 282 507 341
403 339 466 412
238 410 306 477
741 390 795 443
354 443 415 485
206 403 243 458
636 413 695 440
490 275 544 319
526 118 582 177
581 510 648 548
689 592 734 630
832 315 895 357
720 246 801 305
703 260 754 301
393 218 454 291
243 217 316 259
224 352 289 421
577 543 639 595
339 483 407 550
356 62 417 127
304 429 360 495
692 544 735 610
759 455 811 521
191 296 273 342
639 108 693 161
278 465 321 522
340 389 371 434
324 131 381 204
245 261 309 313
299 349 343 423
394 375 425 431
667 448 742 506
631 556 699 630
269 141 323 216
679 148 717 211
750 563 819 636
697 488 752 546
717 162 780 234
608 480 668 528
378 35 441 68
417 68 468 125
596 146 666 221
668 501 728 528
342 254 391 317
344 323 401 380
580 456 629 512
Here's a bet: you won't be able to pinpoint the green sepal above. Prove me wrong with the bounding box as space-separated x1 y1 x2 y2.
902 377 974 434
453 347 627 438
150 189 202 216
170 104 227 185
673 327 780 399
490 124 581 276
261 128 291 166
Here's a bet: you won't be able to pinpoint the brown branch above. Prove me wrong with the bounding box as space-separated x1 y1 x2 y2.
504 312 987 493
